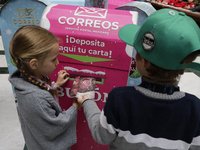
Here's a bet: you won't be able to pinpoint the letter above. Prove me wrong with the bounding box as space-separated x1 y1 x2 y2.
91 41 94 46
64 46 69 52
26 20 31 24
104 51 108 57
78 47 81 53
22 20 26 24
96 40 100 47
94 20 101 28
86 40 90 45
59 46 63 50
77 18 84 26
18 20 22 24
35 20 40 24
76 39 80 45
85 19 93 27
98 50 104 56
12 20 17 24
80 39 86 46
88 50 92 54
94 90 101 102
69 46 74 52
66 35 69 43
65 87 72 98
102 92 108 102
111 22 119 30
100 42 105 47
102 21 111 29
67 17 76 25
93 50 97 55
58 87 65 97
70 37 76 43
80 48 86 53
31 20 34 24
58 16 66 24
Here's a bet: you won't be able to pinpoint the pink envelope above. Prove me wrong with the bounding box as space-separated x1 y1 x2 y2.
74 7 108 18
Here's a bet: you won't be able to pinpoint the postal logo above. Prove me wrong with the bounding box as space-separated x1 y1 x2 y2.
74 7 108 19
18 8 36 18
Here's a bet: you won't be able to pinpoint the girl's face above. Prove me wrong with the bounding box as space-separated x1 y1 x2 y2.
35 43 59 79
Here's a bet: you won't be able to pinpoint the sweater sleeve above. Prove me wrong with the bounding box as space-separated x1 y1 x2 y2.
20 91 77 140
82 100 118 145
39 101 77 139
82 89 120 145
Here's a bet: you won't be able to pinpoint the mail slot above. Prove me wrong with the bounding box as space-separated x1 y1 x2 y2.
40 4 138 150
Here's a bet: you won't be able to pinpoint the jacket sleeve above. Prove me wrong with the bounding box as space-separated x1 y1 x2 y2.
82 90 119 145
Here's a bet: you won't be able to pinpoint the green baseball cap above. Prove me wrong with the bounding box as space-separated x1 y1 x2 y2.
118 8 200 71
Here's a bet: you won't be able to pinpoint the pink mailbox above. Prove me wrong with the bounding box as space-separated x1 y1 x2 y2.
41 4 138 149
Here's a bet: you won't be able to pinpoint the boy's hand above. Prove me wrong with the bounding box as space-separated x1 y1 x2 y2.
54 70 69 88
77 95 89 105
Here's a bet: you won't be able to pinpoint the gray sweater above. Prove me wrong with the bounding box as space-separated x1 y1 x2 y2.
9 70 77 150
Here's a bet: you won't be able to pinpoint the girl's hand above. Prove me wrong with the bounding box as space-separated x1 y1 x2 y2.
54 70 69 88
72 99 82 109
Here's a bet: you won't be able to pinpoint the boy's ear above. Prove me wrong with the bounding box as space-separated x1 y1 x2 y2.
29 59 38 70
142 57 151 69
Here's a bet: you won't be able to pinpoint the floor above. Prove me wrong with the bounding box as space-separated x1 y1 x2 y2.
0 36 25 150
0 35 200 150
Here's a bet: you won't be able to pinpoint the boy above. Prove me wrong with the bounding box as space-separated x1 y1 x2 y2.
77 8 200 150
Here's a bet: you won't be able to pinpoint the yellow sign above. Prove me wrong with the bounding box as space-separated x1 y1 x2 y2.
18 8 36 18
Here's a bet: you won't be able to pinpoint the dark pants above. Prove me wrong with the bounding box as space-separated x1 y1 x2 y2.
23 144 28 150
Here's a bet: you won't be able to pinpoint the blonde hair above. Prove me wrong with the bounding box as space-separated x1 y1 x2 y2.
9 25 59 96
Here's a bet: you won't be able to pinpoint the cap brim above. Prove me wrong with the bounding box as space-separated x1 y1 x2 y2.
179 62 200 72
118 24 140 46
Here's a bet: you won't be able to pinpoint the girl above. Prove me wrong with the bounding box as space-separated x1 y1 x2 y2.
8 25 80 150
